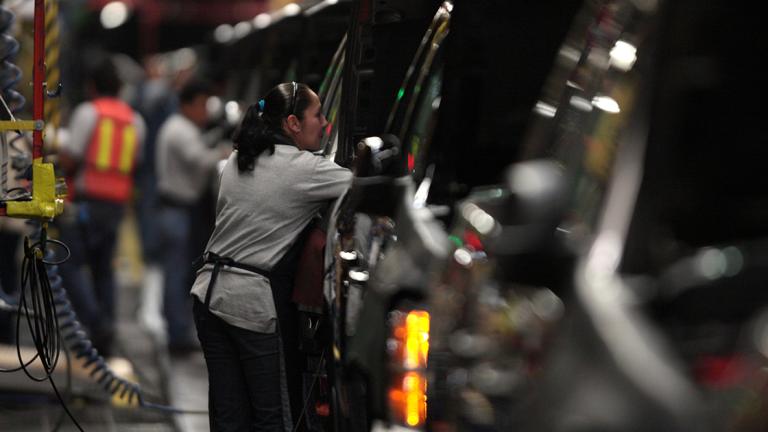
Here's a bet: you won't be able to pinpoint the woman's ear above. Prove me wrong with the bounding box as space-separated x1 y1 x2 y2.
287 114 301 133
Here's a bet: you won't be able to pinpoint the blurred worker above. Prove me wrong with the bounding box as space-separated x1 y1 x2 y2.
155 79 228 354
57 55 146 357
192 82 352 431
130 55 178 336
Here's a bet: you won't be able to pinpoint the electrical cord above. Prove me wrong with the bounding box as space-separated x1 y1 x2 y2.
7 227 85 431
2 225 209 432
42 235 208 416
293 350 326 432
51 342 74 432
2 224 336 425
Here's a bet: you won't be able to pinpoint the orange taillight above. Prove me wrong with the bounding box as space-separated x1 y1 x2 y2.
388 310 430 427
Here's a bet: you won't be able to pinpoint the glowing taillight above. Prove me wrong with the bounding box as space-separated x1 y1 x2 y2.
389 371 428 427
388 310 430 428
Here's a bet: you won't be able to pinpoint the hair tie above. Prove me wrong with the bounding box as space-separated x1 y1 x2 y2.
257 99 265 112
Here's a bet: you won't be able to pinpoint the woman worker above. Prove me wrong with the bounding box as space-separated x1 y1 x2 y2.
191 82 352 431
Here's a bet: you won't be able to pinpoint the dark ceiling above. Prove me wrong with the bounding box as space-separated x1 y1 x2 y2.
75 0 272 55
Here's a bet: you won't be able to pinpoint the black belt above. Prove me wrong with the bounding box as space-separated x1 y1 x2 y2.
200 251 271 307
158 194 193 208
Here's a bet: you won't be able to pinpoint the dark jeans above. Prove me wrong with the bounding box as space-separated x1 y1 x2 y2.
135 169 162 264
158 203 194 346
193 222 312 431
57 200 124 356
193 299 285 431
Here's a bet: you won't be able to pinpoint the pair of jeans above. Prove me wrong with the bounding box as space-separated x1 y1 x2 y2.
193 221 315 431
57 200 124 356
193 299 285 431
158 204 195 347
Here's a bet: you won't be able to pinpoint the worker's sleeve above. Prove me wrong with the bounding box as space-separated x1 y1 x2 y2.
62 103 97 160
175 127 222 177
132 112 147 165
304 156 353 202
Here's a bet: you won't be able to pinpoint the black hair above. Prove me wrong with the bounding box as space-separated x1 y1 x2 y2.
179 79 213 105
232 82 314 171
86 55 121 96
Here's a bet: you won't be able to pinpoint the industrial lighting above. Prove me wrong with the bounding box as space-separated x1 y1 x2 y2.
174 48 197 70
696 248 727 280
214 24 234 43
305 0 341 16
283 3 301 16
233 21 252 39
253 13 272 29
100 1 129 29
225 101 242 125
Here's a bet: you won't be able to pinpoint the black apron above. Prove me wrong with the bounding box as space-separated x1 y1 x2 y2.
200 222 313 432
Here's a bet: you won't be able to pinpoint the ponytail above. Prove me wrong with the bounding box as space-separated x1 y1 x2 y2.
231 82 312 172
232 101 292 171
233 104 270 171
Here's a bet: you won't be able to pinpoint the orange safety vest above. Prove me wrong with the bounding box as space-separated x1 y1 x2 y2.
80 98 139 203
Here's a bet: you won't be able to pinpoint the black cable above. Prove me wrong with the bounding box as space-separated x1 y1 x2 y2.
293 350 326 432
41 232 208 417
3 186 29 200
39 238 69 265
51 343 74 432
16 235 61 382
9 227 85 431
0 348 39 372
2 226 210 424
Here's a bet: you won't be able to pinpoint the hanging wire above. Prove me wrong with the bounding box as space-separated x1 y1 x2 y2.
12 226 84 431
2 224 211 432
293 350 326 432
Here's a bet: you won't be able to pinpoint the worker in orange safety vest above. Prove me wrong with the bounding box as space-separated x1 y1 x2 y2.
56 53 146 357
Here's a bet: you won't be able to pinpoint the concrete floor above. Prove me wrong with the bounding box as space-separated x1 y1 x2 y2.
0 212 210 431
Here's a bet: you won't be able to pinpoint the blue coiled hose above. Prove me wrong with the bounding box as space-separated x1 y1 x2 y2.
45 250 143 404
43 238 207 415
0 3 203 422
0 6 25 114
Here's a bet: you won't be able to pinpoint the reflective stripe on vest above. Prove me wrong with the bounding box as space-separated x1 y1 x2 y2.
82 98 138 202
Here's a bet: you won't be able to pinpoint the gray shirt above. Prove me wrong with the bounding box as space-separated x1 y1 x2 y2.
191 146 353 332
155 113 223 204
